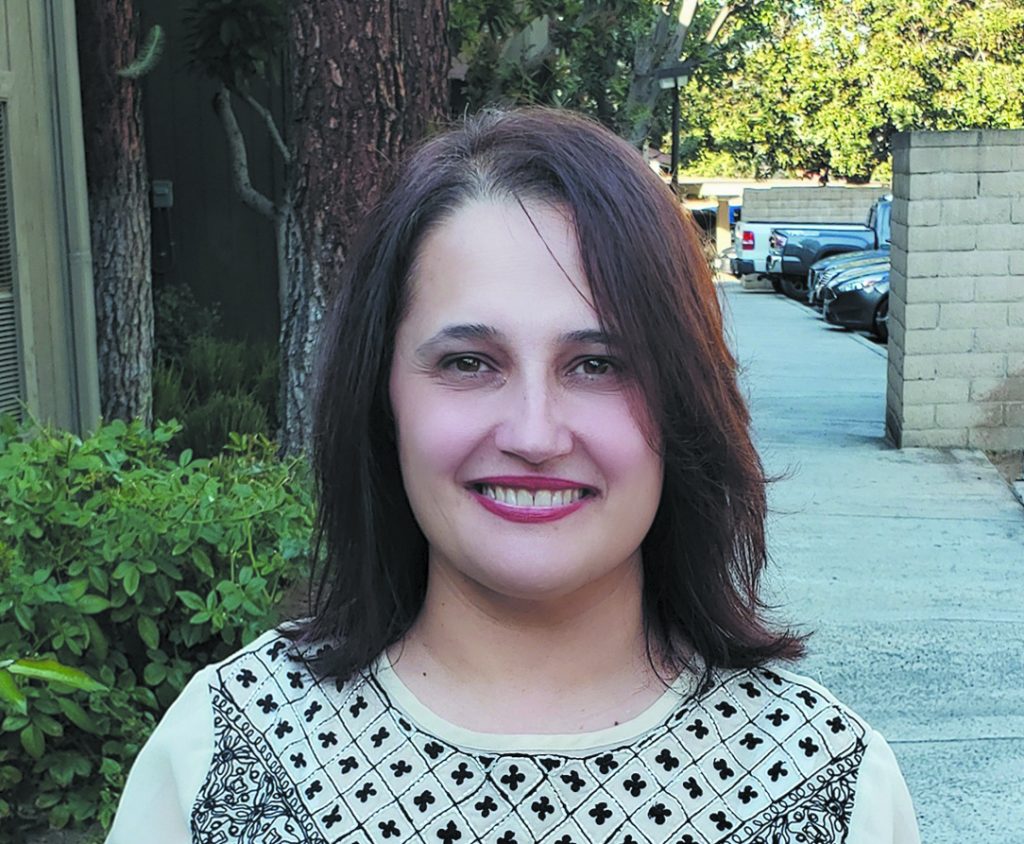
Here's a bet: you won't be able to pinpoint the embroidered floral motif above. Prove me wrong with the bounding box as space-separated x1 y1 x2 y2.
190 633 870 844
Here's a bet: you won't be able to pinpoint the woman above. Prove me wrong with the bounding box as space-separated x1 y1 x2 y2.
108 108 919 843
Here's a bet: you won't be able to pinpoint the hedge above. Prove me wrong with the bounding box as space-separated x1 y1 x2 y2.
0 416 314 834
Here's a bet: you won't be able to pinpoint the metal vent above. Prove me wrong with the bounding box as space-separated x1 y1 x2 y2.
0 101 22 421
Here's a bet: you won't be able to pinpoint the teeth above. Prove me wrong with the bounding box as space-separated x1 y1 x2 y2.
478 485 588 508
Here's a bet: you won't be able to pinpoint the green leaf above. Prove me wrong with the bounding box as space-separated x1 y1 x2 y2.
13 603 34 632
2 714 30 731
57 697 100 734
35 713 64 737
61 579 89 601
35 792 61 809
78 594 110 614
49 803 71 829
84 616 109 660
137 615 160 649
143 662 167 686
176 590 204 611
8 658 106 692
191 546 215 577
20 723 44 758
123 566 141 596
179 448 193 467
0 670 26 715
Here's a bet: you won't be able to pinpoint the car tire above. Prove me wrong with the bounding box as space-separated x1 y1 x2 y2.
779 275 807 302
873 296 889 342
770 277 783 294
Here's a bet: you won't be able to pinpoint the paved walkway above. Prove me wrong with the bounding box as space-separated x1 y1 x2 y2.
720 281 1024 842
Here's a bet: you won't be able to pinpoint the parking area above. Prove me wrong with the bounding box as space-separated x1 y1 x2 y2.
720 280 1024 843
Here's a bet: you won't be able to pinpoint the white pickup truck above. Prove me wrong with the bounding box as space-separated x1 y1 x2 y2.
730 219 873 291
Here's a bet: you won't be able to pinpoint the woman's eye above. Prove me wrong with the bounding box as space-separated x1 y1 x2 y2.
446 355 488 374
575 357 614 376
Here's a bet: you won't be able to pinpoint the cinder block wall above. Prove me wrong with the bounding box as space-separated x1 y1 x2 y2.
742 186 889 223
887 129 1024 449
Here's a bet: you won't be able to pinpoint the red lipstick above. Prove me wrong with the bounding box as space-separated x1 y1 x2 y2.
467 477 594 524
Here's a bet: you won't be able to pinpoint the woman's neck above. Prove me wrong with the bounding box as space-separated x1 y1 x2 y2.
388 559 675 734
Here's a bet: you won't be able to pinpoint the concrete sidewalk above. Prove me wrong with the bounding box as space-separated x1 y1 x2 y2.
720 281 1024 843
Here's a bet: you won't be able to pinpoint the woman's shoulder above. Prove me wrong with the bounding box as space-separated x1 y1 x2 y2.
694 662 873 756
199 625 360 710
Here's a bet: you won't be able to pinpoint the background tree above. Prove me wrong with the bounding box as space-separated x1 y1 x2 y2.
451 0 791 147
185 0 449 455
679 0 1024 180
76 1 161 424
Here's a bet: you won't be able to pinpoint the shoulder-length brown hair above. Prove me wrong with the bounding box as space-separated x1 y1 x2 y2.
299 107 804 682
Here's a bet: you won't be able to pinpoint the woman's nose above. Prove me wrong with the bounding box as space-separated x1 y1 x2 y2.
492 379 573 465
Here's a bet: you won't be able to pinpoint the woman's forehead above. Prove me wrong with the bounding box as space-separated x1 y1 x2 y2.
401 199 598 334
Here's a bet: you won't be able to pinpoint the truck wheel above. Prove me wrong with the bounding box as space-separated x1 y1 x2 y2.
770 278 783 293
873 296 889 342
779 275 807 301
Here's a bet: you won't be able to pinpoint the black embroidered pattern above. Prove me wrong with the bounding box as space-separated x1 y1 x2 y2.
189 632 872 844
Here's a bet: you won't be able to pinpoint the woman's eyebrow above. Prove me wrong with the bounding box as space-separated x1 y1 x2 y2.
415 323 502 356
414 324 619 356
560 328 620 347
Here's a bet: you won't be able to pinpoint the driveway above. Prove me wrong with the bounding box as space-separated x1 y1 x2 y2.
720 281 1024 843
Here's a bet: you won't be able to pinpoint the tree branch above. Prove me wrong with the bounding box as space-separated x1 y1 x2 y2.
241 90 292 164
705 3 737 44
213 86 276 221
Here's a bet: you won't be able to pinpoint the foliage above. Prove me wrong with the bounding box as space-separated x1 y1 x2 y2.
450 0 791 145
178 390 271 458
678 0 1024 180
182 0 286 90
0 416 313 833
153 285 278 457
153 282 221 364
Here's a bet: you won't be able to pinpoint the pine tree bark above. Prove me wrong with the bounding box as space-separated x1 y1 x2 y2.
282 0 449 455
75 0 153 425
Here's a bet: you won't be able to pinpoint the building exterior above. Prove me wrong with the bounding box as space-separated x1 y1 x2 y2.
0 1 98 433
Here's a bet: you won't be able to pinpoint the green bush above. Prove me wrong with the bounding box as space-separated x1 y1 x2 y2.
0 415 313 835
153 336 281 457
153 283 221 364
178 390 270 458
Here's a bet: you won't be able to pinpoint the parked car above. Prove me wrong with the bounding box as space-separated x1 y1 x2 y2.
767 196 892 299
730 218 871 284
821 267 890 341
808 249 890 307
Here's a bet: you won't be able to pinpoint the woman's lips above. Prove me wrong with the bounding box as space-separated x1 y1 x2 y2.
467 478 594 523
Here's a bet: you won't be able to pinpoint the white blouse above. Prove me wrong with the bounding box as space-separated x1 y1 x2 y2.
107 629 919 844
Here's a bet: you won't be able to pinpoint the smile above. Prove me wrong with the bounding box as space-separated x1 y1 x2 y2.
478 485 586 507
468 478 596 524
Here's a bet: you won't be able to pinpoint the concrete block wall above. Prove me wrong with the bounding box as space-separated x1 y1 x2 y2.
742 185 889 223
887 129 1024 450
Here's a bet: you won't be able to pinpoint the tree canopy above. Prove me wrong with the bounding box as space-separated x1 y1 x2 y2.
678 0 1024 180
452 0 1024 179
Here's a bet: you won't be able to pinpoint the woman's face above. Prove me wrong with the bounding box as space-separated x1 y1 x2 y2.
389 199 663 604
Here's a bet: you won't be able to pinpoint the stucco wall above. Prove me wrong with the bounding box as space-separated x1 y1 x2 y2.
887 129 1024 450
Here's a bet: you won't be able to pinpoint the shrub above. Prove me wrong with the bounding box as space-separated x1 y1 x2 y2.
178 390 271 458
153 283 221 363
0 416 313 835
153 336 281 457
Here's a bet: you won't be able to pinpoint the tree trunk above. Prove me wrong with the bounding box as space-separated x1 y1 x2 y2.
282 0 449 455
75 0 152 425
623 0 697 147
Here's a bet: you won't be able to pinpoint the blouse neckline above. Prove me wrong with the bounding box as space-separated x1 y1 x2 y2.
371 653 697 754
